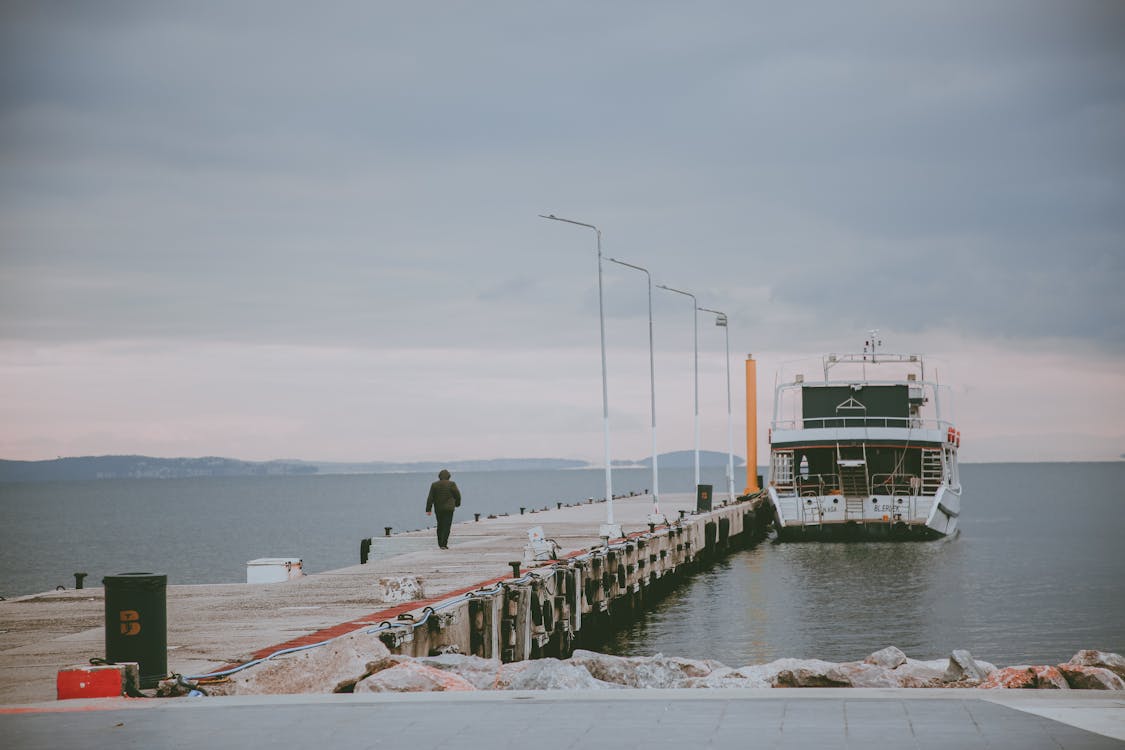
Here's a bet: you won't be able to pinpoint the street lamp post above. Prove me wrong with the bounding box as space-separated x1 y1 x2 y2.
656 284 700 489
539 214 621 539
608 257 664 524
700 307 736 503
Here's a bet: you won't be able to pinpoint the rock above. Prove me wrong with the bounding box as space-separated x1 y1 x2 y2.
942 650 989 684
864 646 908 670
417 654 503 690
375 576 425 603
763 658 849 688
207 627 392 695
980 665 1070 690
494 658 617 690
892 659 946 688
568 650 717 688
1067 651 1125 680
354 661 476 692
1056 664 1125 690
680 666 771 689
826 662 901 688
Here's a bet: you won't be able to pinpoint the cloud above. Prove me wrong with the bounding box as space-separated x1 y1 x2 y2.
0 2 1123 460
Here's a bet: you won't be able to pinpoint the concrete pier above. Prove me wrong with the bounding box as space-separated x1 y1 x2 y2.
0 491 765 705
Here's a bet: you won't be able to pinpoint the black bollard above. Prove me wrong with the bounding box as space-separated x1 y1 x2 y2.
648 523 656 533
384 527 392 537
509 561 522 579
520 507 525 515
474 513 480 522
74 572 87 590
557 502 562 509
360 538 372 565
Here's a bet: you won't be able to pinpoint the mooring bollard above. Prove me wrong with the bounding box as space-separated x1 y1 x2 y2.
520 507 525 515
74 572 87 590
557 502 562 509
509 561 522 579
360 538 372 565
474 513 481 522
384 527 392 537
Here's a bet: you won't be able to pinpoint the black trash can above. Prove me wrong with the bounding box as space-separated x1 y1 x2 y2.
696 484 713 512
104 572 167 688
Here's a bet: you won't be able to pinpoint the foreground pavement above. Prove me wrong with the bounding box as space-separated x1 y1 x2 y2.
4 689 1124 749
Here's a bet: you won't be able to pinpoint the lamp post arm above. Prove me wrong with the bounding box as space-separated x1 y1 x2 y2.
540 213 615 532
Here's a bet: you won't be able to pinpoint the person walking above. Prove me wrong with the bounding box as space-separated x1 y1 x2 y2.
425 469 461 549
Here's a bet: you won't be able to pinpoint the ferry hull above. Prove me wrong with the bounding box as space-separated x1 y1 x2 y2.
767 486 961 542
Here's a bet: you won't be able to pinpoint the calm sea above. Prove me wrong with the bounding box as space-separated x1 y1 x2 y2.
2 463 1122 666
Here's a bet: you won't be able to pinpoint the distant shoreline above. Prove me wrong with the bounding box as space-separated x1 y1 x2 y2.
0 450 744 483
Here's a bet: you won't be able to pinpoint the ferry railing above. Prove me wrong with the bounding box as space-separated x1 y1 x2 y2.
795 474 839 496
870 473 918 496
771 417 951 431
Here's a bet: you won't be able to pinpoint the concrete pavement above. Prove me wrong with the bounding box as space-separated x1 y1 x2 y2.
3 689 1124 749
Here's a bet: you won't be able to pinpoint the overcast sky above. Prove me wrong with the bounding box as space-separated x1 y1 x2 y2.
1 1 1123 466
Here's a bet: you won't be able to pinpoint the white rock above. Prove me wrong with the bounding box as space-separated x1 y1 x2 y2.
681 665 771 689
417 654 503 690
1057 664 1125 690
943 649 989 683
209 627 392 695
568 650 716 688
864 646 908 670
827 662 901 688
354 661 476 692
1067 650 1125 680
759 658 848 687
495 658 617 690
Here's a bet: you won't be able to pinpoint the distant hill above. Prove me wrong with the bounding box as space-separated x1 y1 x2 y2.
0 452 742 482
0 455 589 482
614 450 744 468
0 455 318 482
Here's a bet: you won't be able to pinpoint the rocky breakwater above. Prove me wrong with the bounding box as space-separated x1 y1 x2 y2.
172 630 1125 695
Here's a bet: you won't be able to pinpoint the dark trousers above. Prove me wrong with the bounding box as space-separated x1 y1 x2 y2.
435 510 454 548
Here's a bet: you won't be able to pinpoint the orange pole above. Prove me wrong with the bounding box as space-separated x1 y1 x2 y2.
745 355 760 493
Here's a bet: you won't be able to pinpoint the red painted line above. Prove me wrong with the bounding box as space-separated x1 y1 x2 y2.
1 698 147 715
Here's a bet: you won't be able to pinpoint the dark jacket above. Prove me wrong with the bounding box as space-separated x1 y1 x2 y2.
426 478 461 513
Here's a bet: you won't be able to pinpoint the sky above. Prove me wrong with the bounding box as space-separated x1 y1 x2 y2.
1 1 1123 466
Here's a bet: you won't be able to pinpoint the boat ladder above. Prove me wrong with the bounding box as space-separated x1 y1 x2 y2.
844 496 866 520
921 448 943 494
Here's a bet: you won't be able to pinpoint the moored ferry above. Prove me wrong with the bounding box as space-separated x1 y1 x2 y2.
767 335 961 540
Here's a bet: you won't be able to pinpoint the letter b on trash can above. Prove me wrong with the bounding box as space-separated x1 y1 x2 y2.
119 609 141 636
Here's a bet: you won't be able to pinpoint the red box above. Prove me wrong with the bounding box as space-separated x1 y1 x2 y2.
57 664 133 700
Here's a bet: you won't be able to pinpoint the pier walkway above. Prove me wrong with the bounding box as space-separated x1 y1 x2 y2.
0 491 709 705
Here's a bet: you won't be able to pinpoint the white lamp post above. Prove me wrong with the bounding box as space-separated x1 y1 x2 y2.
539 214 621 539
700 307 736 503
608 257 664 524
656 284 700 489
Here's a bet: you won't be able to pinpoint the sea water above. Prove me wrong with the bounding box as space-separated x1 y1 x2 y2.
1 462 1121 665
